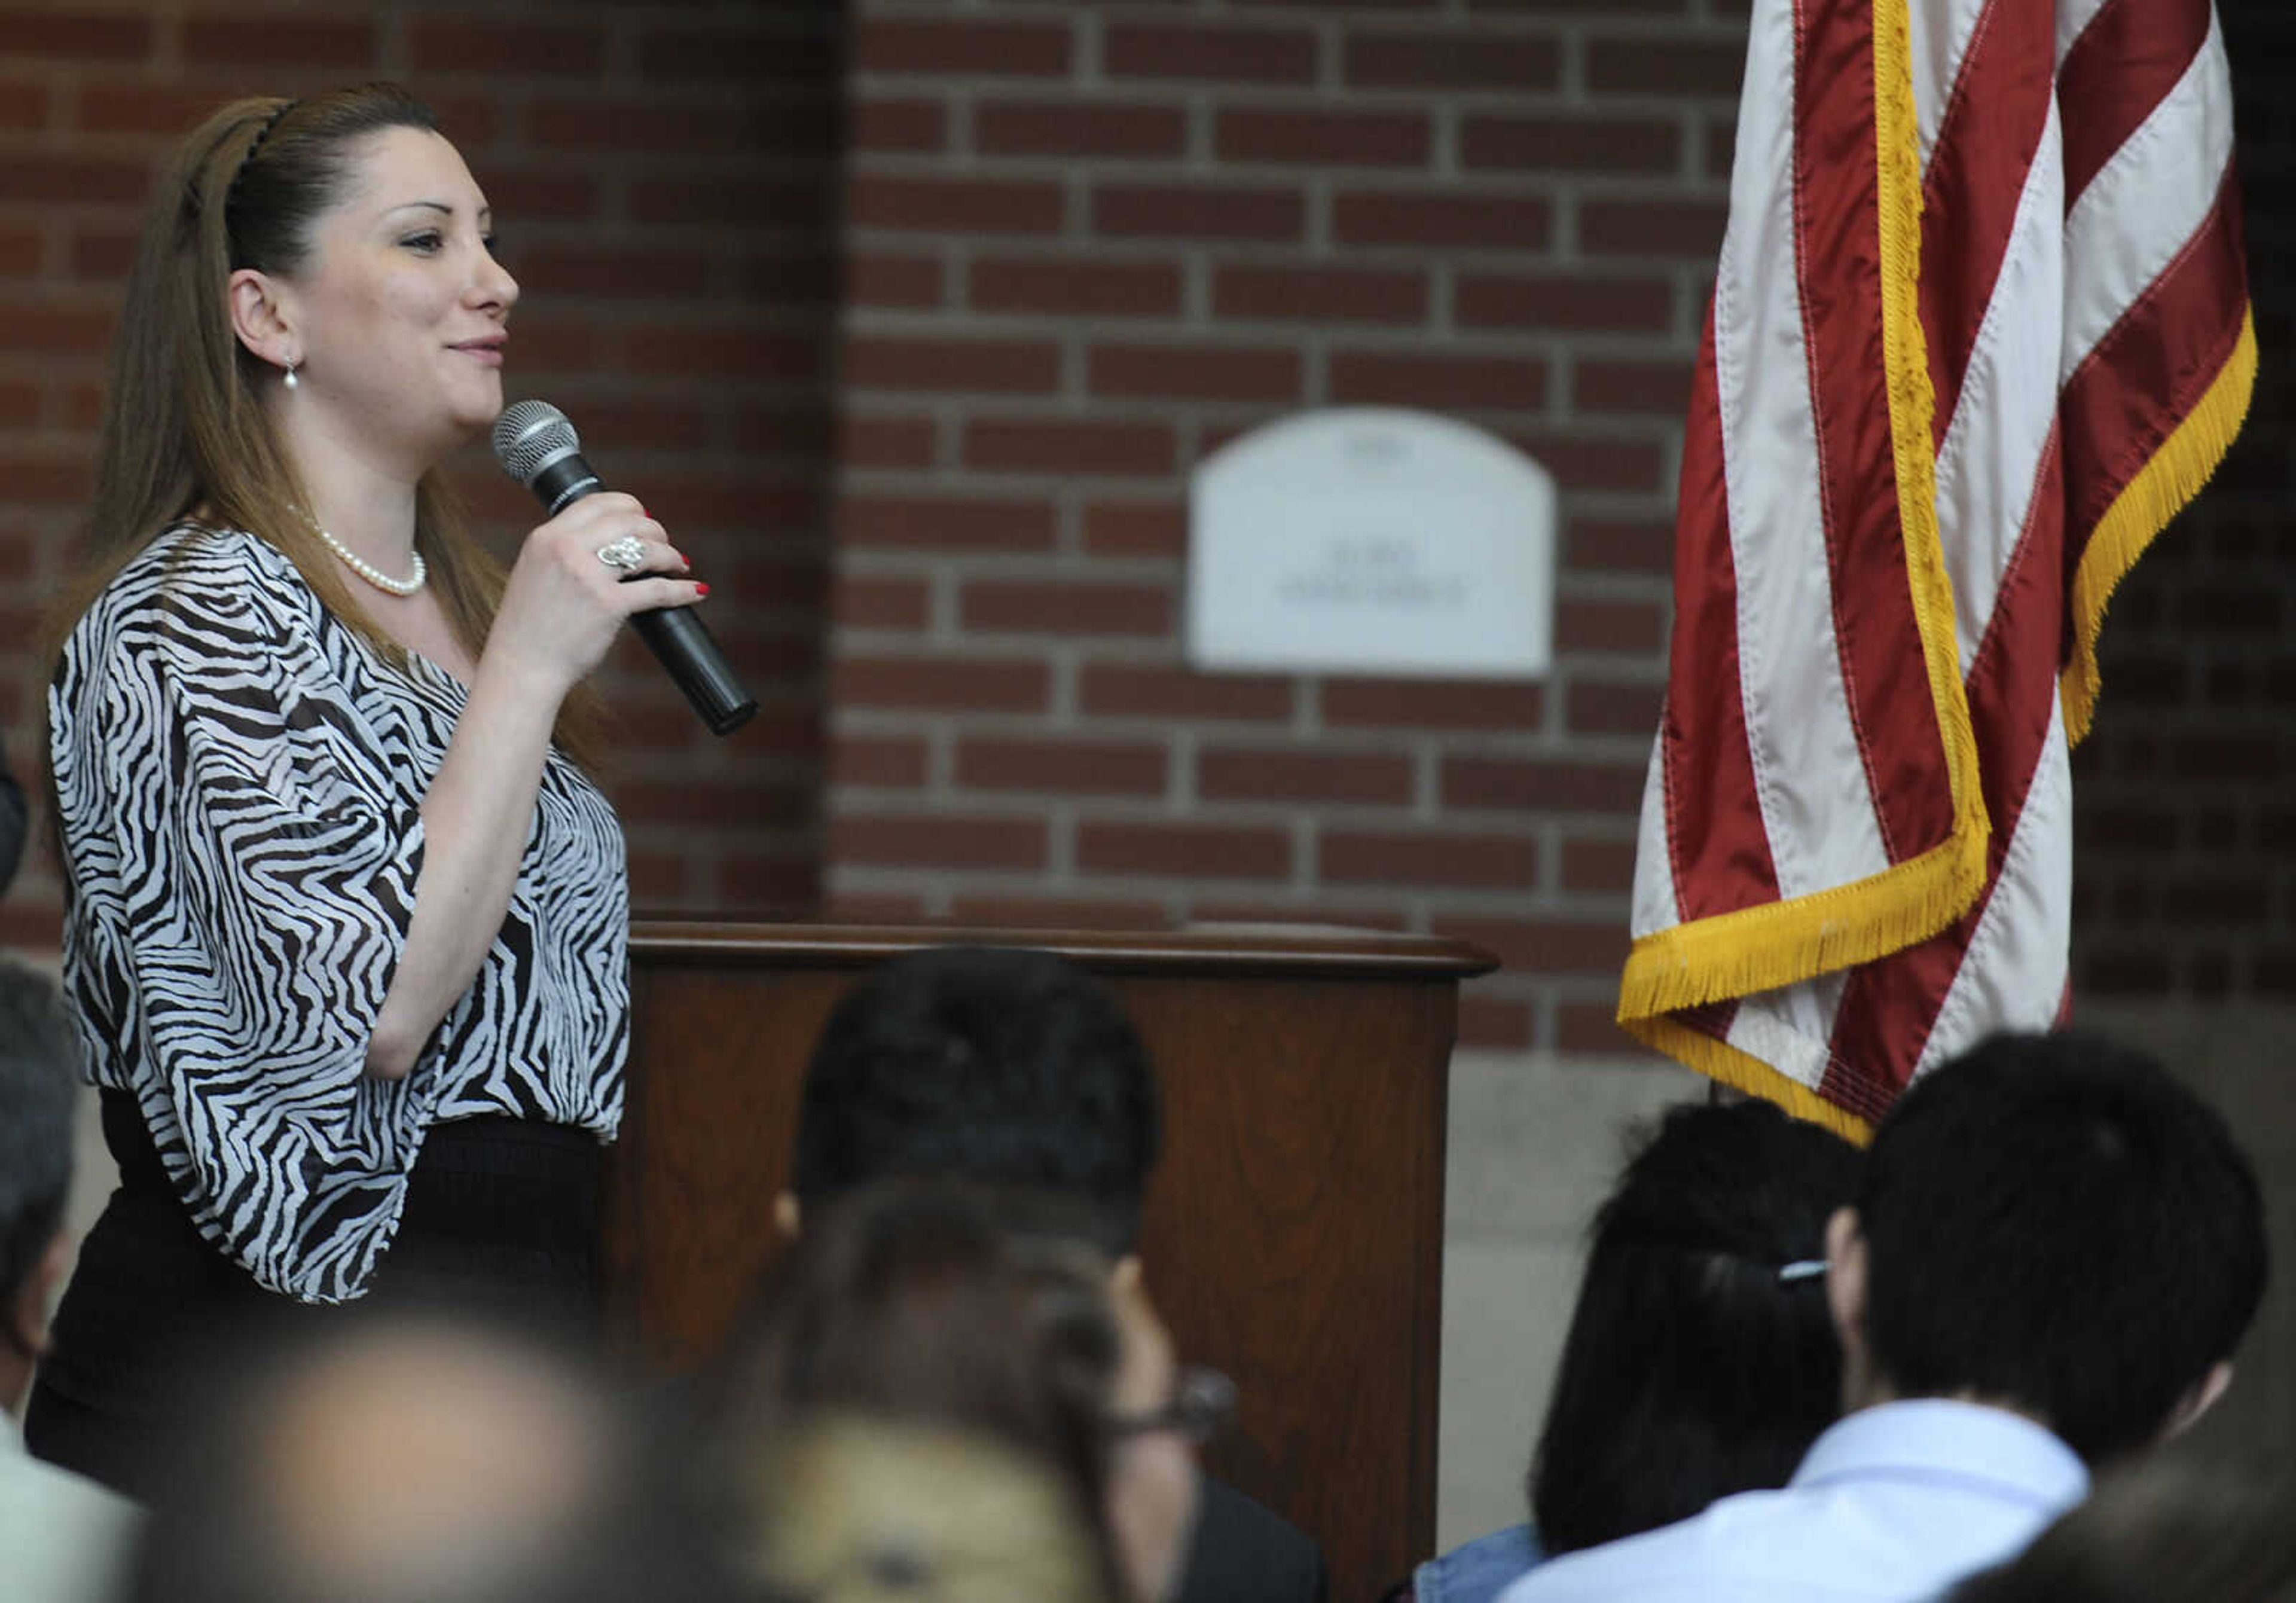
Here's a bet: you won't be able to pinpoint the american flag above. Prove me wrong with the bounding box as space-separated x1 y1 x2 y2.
1617 0 2255 1135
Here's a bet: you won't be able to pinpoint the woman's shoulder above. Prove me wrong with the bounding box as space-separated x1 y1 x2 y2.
136 518 304 598
74 521 315 654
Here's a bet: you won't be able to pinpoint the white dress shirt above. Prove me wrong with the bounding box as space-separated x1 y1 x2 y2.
1496 1399 2089 1603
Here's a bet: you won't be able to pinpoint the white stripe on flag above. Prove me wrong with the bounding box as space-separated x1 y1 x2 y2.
1715 0 1890 902
1933 99 2065 676
1724 971 1852 1093
2054 0 2116 69
2059 9 2233 382
1629 725 1681 939
1910 0 1990 170
1914 694 2073 1074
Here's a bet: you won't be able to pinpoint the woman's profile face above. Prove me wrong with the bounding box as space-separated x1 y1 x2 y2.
276 125 518 472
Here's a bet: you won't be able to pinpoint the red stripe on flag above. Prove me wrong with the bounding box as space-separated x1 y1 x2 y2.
2057 0 2212 212
1821 426 2066 1106
1662 312 1782 919
1675 1000 1741 1051
1918 0 2055 443
2060 176 2246 561
1793 0 1952 868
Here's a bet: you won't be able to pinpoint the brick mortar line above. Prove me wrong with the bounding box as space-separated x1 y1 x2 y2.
831 610 1671 661
1180 252 1211 326
824 783 1629 826
841 312 1650 347
1287 816 1314 891
1555 486 1685 515
1553 572 1678 600
838 396 1666 428
823 722 1634 768
850 16 1734 42
819 856 1631 923
842 317 1694 367
861 86 1727 120
1303 175 1332 257
845 239 1700 279
850 79 1739 110
1058 164 1089 241
835 453 1674 493
1412 745 1441 822
841 228 1596 267
819 865 1367 906
926 565 961 637
827 860 1219 910
1076 8 1106 89
853 150 1725 192
1051 478 1086 560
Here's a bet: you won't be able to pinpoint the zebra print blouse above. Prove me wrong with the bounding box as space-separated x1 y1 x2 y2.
50 521 629 1305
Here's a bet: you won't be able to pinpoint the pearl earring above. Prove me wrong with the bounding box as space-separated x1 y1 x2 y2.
283 361 299 391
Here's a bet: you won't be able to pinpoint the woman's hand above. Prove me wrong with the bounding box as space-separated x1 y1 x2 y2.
481 492 705 700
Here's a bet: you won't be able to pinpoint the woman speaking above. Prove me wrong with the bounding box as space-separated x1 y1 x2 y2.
28 84 701 1495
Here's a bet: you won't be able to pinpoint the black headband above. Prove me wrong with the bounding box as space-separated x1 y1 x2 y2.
224 99 297 213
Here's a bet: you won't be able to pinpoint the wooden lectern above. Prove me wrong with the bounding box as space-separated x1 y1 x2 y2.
614 921 1495 1603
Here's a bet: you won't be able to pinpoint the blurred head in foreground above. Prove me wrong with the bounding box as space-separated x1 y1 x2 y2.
725 1180 1211 1603
1828 1030 2267 1465
1529 1098 1863 1555
754 1415 1109 1603
125 1310 739 1603
1949 1458 2296 1603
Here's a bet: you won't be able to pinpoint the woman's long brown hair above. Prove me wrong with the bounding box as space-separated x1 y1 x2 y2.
38 83 603 767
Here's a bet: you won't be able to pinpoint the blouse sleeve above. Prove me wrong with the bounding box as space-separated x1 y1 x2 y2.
55 545 447 1302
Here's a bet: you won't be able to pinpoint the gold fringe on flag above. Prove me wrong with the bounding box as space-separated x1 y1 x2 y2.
2062 307 2258 745
1622 1013 1877 1145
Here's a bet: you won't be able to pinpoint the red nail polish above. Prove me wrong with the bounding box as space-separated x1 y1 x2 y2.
695 582 710 598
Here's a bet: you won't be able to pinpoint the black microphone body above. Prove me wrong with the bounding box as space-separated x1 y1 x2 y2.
497 405 756 737
529 451 603 517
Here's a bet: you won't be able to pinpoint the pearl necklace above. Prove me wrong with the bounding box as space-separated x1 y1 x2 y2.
302 512 426 596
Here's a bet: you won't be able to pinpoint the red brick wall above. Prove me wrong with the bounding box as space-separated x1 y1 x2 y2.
832 0 1731 1049
6 1 2285 1044
0 2 843 946
832 0 2296 1047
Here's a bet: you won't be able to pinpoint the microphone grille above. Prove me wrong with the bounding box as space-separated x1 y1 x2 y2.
492 399 581 487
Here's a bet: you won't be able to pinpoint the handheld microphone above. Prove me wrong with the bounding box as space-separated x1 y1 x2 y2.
492 399 757 736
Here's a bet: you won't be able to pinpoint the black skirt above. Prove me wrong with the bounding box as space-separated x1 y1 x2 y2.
24 1088 605 1502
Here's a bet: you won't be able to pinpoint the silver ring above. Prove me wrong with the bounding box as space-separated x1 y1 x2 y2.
596 536 647 572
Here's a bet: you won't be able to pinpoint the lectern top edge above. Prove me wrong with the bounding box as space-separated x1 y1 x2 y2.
627 919 1500 981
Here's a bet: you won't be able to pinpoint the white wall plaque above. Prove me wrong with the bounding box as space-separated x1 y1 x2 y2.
1186 407 1555 679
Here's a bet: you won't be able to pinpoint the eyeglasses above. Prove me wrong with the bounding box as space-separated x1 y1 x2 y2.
1104 1366 1237 1445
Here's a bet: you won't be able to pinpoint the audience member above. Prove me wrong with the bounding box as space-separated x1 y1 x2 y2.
1950 1458 2296 1603
124 1309 744 1603
787 945 1158 1256
1500 1029 2269 1602
723 1178 1207 1603
0 959 139 1602
783 944 1327 1603
1399 1098 1860 1602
